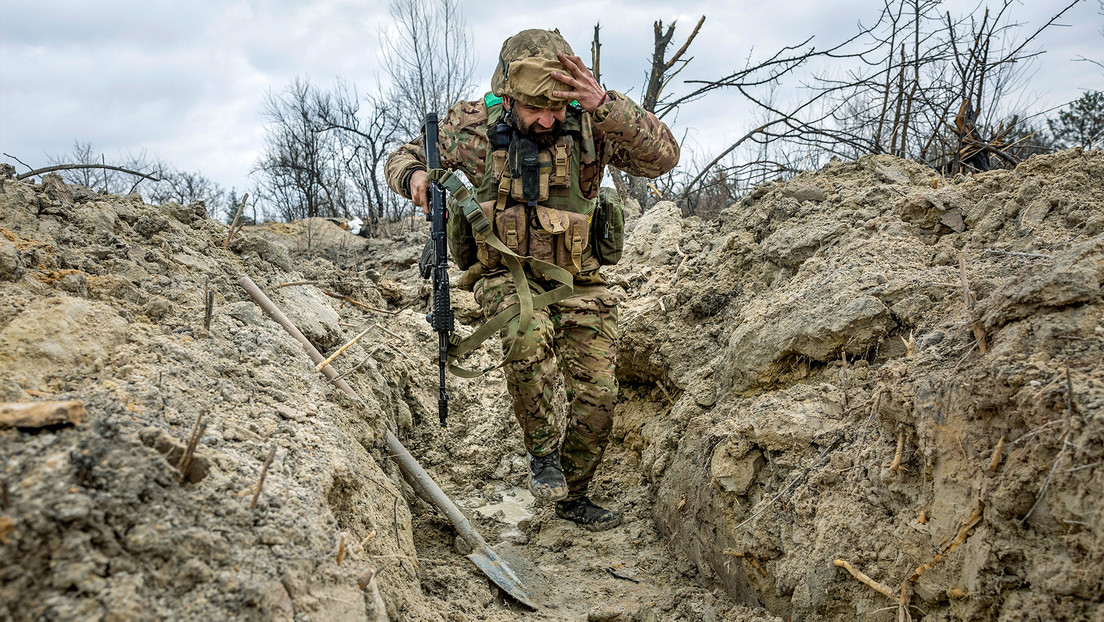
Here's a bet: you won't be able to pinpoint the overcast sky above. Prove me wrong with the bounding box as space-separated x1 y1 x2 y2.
1 0 1101 197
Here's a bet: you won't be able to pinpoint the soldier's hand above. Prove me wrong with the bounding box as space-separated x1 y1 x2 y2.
551 53 608 113
409 169 430 215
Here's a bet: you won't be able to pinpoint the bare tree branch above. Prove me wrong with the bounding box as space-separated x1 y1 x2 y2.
16 163 160 183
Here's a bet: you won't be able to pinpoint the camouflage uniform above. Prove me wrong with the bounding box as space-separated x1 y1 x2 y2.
473 275 620 496
385 31 679 500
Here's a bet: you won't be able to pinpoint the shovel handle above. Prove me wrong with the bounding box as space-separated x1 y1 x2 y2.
239 275 488 552
383 431 489 551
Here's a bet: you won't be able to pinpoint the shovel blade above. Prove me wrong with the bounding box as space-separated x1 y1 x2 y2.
467 542 550 610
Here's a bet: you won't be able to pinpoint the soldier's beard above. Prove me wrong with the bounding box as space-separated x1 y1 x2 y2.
510 114 562 148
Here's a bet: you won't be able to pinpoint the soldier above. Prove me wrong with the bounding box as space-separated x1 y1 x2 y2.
386 28 679 531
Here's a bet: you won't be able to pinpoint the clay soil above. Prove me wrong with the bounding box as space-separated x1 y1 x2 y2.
1 150 1101 621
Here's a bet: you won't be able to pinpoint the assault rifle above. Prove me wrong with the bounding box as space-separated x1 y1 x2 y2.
419 113 454 427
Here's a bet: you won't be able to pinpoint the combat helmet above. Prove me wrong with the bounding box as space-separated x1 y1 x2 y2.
491 29 574 109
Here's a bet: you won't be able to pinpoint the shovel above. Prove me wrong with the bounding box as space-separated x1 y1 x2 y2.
240 276 549 609
385 430 549 609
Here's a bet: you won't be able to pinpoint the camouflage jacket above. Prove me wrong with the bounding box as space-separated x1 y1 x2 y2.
384 90 680 202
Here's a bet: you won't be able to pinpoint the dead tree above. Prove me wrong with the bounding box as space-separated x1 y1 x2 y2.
314 80 404 234
599 17 705 211
148 167 226 214
378 0 477 135
257 77 347 222
644 17 705 114
674 0 1079 207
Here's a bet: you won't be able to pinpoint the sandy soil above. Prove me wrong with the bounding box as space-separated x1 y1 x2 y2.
0 149 1100 621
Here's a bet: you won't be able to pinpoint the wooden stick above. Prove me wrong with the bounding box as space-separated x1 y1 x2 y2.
224 192 248 249
987 435 1006 472
889 430 905 471
746 557 768 577
336 533 346 565
1066 460 1103 473
203 281 214 331
359 565 389 622
358 529 377 554
316 326 374 371
375 324 409 343
908 503 984 582
958 254 987 354
899 580 911 622
250 445 277 509
330 355 375 383
323 291 396 315
834 559 896 599
178 412 206 483
900 330 915 357
358 566 380 591
15 163 160 183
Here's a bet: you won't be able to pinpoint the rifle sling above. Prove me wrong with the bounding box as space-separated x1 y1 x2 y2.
441 173 576 377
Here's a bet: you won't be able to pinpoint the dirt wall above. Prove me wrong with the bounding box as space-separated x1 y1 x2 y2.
0 176 438 620
612 151 1104 621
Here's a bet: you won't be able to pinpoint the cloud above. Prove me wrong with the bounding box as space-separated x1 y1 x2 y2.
1 0 1099 197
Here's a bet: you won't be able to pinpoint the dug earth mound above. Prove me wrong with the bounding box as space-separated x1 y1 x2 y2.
1 150 1100 621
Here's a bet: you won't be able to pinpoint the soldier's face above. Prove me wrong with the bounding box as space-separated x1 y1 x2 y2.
507 98 565 145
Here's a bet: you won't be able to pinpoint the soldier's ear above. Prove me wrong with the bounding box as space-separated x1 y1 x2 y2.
501 96 512 112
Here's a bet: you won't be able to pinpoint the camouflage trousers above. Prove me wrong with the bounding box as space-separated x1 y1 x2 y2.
474 274 619 500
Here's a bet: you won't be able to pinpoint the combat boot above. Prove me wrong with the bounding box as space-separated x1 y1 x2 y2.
528 452 568 501
554 496 621 531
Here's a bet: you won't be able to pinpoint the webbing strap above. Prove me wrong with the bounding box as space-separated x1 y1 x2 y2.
447 272 579 377
440 172 576 376
554 142 568 185
495 172 510 212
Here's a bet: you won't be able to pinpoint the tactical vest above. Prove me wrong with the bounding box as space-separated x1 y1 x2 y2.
469 95 599 280
437 96 625 376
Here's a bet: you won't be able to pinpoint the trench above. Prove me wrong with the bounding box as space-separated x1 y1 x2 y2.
371 363 771 621
4 151 1103 622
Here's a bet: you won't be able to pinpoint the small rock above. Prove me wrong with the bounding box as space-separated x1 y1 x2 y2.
0 400 86 428
141 296 173 321
55 271 89 297
919 331 944 350
940 209 966 232
0 236 24 281
588 606 628 621
52 493 92 521
783 184 828 202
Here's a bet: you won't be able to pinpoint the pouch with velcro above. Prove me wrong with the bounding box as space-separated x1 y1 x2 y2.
493 202 528 259
591 186 625 265
535 205 590 275
472 200 501 269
